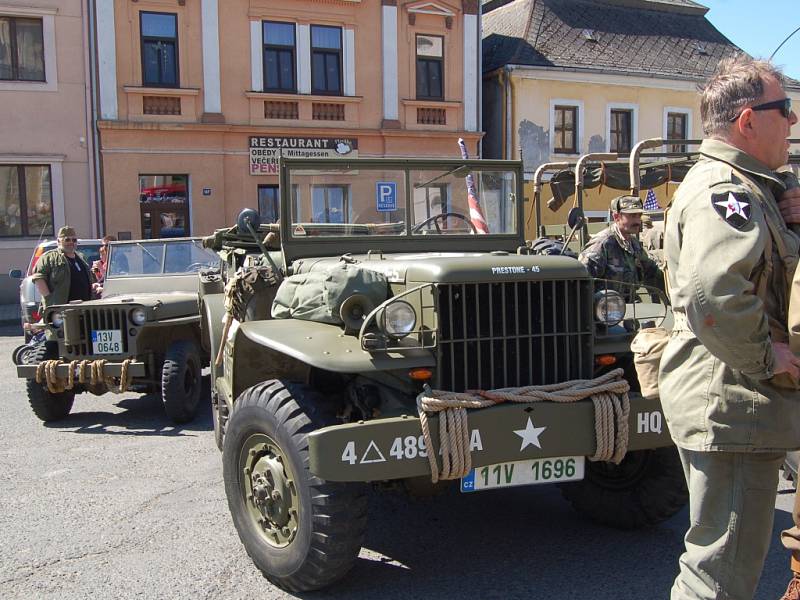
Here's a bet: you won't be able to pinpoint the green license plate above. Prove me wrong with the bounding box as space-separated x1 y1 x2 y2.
460 456 585 492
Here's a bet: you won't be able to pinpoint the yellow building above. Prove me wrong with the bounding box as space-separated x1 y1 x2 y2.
481 0 800 239
94 0 482 240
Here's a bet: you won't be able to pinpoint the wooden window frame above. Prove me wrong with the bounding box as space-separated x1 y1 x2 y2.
263 21 296 93
667 111 688 153
0 16 45 82
310 184 349 223
140 11 179 88
553 105 578 154
0 164 53 238
310 25 342 96
610 109 633 154
415 34 444 101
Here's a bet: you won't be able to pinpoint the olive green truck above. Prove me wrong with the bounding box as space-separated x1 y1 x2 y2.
199 156 686 591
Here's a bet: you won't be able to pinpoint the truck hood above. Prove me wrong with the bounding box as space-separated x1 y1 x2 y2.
293 252 588 284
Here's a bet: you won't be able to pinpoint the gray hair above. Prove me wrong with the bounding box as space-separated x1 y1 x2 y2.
700 54 786 136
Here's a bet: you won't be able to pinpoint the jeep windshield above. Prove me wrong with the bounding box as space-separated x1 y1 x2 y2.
279 157 525 261
107 239 219 277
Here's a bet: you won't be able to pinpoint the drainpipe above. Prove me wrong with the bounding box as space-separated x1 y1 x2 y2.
87 0 105 235
81 0 98 237
477 4 483 157
505 65 513 160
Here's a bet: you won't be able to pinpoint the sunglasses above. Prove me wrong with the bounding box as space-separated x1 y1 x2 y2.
60 237 77 242
730 97 792 121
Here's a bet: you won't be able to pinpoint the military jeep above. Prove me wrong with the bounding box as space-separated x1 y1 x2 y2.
200 157 686 592
17 238 220 424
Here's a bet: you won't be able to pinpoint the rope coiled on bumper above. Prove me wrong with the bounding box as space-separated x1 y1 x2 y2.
35 358 134 394
416 368 631 483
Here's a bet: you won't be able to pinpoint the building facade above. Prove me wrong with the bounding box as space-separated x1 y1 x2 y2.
95 0 482 241
0 0 96 302
481 0 800 237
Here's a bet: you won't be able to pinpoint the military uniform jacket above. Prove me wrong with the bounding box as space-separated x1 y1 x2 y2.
659 139 800 451
578 224 661 293
31 248 95 311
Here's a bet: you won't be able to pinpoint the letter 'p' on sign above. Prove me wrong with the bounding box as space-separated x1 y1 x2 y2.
376 182 397 212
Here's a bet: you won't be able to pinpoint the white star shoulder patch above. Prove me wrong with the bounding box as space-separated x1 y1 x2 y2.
711 190 751 229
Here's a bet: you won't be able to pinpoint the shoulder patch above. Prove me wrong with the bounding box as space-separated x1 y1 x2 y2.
711 191 751 229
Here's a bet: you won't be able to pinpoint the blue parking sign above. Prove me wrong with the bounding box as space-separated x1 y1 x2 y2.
376 182 397 212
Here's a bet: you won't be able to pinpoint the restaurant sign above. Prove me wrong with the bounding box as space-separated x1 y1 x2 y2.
249 136 358 175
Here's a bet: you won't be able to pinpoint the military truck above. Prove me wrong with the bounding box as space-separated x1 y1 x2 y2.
17 238 220 424
200 156 686 592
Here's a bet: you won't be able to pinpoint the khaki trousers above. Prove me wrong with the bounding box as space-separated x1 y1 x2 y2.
671 448 784 600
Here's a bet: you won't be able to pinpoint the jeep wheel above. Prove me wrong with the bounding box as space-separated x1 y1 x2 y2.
223 380 368 592
560 447 687 529
26 342 75 422
161 339 202 424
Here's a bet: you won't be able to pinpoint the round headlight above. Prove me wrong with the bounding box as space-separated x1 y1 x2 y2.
130 307 146 326
50 311 64 328
381 301 416 338
594 290 626 326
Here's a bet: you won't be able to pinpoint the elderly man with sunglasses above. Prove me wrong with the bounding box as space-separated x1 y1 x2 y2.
32 226 96 314
660 54 800 600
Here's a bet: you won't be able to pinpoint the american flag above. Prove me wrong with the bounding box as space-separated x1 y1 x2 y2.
644 188 660 211
457 138 489 234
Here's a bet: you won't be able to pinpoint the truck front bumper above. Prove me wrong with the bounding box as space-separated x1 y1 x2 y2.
17 360 147 380
308 392 670 482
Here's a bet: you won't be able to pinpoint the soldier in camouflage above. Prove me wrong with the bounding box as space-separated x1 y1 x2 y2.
578 195 662 300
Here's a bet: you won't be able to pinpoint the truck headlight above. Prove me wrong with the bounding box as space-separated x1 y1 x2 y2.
594 290 626 326
381 301 416 338
130 307 146 326
50 311 64 328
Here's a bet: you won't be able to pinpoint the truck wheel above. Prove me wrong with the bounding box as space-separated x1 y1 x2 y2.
223 380 368 592
560 447 687 529
162 339 202 424
26 342 75 422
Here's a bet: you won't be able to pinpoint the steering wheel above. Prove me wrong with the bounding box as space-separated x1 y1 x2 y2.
411 212 477 234
183 262 207 273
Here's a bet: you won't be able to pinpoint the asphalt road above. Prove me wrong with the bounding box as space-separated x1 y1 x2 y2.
0 323 796 600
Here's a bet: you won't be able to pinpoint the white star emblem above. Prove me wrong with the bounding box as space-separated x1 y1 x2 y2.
714 192 749 220
513 417 547 451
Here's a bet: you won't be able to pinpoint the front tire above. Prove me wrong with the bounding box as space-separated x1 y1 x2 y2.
560 447 687 529
161 339 202 424
223 380 368 592
26 342 75 422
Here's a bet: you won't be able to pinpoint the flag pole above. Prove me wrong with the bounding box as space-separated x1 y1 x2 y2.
457 138 489 234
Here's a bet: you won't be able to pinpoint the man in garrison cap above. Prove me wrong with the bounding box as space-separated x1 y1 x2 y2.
578 195 662 300
32 225 96 313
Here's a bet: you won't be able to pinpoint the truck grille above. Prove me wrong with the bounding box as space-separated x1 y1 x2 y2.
436 280 593 392
65 307 129 358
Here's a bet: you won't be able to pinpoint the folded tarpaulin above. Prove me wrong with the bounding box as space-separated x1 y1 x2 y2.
546 159 695 212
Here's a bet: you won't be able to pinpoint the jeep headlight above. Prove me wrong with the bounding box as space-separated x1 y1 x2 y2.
594 290 626 326
381 301 416 338
49 311 64 328
130 307 146 326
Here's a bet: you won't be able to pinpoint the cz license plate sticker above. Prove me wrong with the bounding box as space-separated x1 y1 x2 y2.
92 329 122 354
461 456 585 493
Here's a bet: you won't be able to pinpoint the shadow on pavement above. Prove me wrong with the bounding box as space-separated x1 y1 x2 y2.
42 375 213 437
0 324 23 338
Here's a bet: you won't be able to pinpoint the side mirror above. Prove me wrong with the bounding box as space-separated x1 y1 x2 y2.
8 269 23 279
567 207 585 230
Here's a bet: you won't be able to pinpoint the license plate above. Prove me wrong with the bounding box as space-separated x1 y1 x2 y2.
91 329 122 354
461 456 585 493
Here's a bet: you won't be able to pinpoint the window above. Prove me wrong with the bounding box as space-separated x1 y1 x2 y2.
141 12 178 87
258 185 279 223
138 174 188 238
311 25 342 95
667 111 688 153
610 109 633 153
263 21 295 93
0 165 53 237
311 185 348 223
0 17 44 81
553 106 577 154
416 34 443 100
